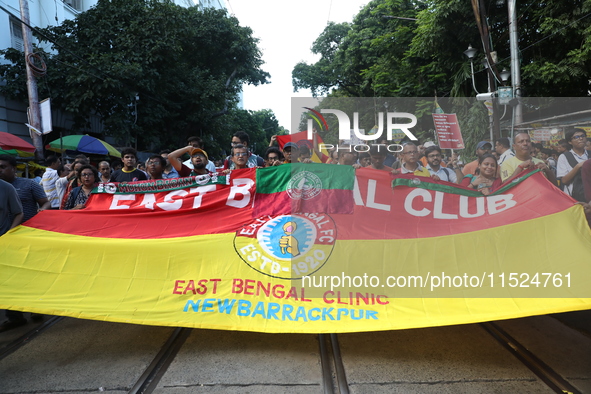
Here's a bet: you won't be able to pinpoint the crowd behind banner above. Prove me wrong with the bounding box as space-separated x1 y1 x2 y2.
0 127 590 332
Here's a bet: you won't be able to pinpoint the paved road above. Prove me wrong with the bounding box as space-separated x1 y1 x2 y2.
0 310 590 393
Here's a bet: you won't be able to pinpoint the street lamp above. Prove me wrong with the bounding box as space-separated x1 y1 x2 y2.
463 45 480 94
463 45 497 141
463 45 477 60
500 69 511 84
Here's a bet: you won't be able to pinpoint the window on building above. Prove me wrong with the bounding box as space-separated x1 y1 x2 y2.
64 0 82 11
9 17 24 51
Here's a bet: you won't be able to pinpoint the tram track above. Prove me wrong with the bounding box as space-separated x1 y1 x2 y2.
129 327 192 394
319 321 586 394
317 333 349 394
481 321 582 394
0 316 588 393
0 315 64 362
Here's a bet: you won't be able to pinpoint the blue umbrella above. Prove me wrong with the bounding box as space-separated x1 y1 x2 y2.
46 135 121 157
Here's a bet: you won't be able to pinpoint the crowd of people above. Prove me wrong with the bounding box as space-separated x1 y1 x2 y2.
1 127 590 331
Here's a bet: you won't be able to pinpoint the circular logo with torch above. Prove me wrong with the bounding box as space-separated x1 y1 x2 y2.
234 213 336 279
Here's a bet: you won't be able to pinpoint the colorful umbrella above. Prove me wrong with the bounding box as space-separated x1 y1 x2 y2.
0 131 36 157
46 135 121 158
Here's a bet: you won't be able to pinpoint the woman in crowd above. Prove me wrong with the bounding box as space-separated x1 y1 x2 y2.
59 158 87 209
460 154 502 196
64 165 98 210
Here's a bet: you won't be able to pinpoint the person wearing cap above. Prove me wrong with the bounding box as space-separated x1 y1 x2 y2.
282 142 300 164
183 136 216 173
462 141 493 176
168 145 213 177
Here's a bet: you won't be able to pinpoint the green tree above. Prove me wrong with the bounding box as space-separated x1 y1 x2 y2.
294 0 591 98
293 0 591 158
292 22 352 96
0 0 269 150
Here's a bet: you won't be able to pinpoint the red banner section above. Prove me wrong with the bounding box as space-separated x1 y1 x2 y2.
333 169 574 240
21 166 574 242
25 169 257 239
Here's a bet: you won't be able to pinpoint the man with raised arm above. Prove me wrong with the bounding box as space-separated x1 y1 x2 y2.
169 145 212 177
183 137 216 173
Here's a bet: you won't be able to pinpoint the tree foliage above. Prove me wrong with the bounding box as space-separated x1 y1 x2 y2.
0 0 270 150
293 0 591 98
292 0 591 158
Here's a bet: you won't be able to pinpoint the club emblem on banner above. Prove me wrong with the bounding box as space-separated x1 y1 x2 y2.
234 213 336 279
286 171 323 201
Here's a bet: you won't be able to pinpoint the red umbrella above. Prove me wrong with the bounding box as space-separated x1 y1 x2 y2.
0 131 36 157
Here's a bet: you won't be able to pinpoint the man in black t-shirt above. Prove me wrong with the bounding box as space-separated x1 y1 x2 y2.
110 147 147 182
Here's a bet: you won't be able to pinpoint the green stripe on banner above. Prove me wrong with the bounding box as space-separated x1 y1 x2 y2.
256 163 355 194
392 169 540 196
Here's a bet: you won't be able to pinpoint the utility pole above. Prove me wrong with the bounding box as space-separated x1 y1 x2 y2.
508 0 523 125
470 0 500 140
19 0 44 161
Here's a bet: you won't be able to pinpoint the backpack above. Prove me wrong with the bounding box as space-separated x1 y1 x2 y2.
441 167 451 181
562 150 590 202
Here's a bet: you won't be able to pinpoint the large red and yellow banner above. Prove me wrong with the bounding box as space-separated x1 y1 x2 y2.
1 164 590 333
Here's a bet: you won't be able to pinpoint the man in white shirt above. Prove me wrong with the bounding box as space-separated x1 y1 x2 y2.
40 155 62 208
495 137 514 166
556 128 590 201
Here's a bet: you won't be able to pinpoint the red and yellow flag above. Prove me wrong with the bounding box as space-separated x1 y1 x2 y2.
277 131 330 163
1 165 590 333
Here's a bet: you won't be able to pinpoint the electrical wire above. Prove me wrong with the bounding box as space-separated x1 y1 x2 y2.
26 52 47 77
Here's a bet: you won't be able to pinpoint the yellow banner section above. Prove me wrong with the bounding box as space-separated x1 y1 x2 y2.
1 206 590 333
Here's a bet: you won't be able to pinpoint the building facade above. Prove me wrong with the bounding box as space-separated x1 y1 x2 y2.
0 0 98 145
